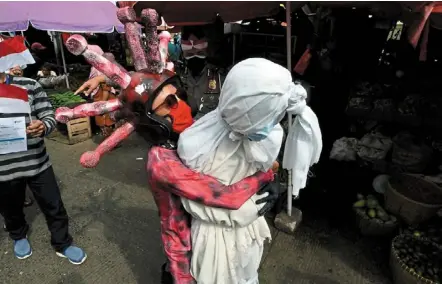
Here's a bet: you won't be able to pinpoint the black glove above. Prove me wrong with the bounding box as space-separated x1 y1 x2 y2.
255 175 280 216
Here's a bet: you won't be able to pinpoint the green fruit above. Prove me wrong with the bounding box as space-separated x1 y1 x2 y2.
377 209 389 221
367 199 379 209
367 209 376 218
353 200 366 208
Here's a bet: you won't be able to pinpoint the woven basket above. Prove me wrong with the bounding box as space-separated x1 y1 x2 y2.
390 235 440 284
385 174 442 225
354 208 398 236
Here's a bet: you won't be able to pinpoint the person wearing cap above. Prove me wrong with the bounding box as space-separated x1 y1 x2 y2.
0 37 86 265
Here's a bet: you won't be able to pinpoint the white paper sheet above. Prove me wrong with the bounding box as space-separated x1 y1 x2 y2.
0 117 27 155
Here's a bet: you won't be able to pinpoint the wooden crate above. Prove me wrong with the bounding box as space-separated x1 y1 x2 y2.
47 117 92 145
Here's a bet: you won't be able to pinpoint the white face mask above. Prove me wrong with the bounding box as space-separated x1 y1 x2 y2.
181 39 208 60
184 54 206 60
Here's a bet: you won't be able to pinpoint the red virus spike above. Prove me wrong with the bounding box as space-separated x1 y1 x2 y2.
65 35 131 89
140 8 162 74
117 7 149 71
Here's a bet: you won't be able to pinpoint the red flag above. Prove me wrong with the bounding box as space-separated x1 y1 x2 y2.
0 36 35 73
0 84 31 114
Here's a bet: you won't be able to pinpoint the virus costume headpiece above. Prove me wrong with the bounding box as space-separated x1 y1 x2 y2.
55 7 193 167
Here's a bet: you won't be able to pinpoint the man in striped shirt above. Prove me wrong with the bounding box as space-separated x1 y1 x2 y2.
0 72 86 265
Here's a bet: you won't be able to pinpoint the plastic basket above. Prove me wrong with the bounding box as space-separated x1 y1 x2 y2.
385 174 442 225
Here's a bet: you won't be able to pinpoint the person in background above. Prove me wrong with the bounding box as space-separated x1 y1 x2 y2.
8 65 25 77
37 64 57 78
24 42 50 79
0 40 86 264
179 25 226 120
87 47 122 138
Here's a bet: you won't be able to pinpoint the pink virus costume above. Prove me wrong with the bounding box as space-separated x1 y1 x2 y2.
54 7 275 283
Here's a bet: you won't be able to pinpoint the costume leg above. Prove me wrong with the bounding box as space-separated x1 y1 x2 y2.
0 179 28 240
27 167 73 252
149 183 196 284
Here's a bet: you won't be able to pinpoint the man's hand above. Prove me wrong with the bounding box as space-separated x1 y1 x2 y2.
74 75 107 96
255 176 281 216
26 120 46 137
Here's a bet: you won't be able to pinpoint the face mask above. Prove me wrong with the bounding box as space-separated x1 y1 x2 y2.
247 124 275 141
186 57 206 76
181 40 208 60
169 100 194 133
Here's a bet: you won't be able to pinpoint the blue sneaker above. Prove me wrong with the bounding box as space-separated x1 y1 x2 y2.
14 238 32 259
56 246 87 265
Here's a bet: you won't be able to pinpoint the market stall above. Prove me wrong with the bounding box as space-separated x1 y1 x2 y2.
298 4 442 284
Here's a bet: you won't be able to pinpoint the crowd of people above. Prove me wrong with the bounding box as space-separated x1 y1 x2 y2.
0 9 322 284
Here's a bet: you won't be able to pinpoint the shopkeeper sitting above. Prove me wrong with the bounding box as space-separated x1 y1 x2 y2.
37 64 57 78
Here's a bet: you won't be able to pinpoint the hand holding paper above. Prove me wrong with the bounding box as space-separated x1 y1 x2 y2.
26 120 45 137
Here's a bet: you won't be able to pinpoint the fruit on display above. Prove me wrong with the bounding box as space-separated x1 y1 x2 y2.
402 219 442 246
392 234 442 283
47 91 86 109
353 194 397 224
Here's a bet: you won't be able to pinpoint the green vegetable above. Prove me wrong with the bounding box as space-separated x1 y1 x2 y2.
367 209 376 218
353 200 366 208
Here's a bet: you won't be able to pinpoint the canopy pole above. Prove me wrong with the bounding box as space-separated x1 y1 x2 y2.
232 33 236 65
286 1 292 71
285 1 293 217
57 32 70 89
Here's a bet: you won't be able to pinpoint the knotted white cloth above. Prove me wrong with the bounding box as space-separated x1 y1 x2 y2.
177 58 322 284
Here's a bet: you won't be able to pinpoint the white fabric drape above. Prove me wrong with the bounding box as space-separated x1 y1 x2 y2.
177 58 323 284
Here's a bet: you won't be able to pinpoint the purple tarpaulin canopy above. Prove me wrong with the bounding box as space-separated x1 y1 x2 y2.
0 1 124 33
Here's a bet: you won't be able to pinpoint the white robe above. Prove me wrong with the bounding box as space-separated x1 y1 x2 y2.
181 141 272 284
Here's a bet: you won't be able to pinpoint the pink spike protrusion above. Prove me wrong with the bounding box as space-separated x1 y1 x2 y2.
55 99 123 124
65 35 131 89
80 121 136 168
117 7 149 71
159 31 171 71
141 8 162 74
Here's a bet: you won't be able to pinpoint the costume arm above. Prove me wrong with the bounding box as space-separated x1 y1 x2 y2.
55 99 123 124
80 121 135 168
147 147 274 210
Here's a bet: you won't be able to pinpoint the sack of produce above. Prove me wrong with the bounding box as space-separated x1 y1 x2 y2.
353 194 398 236
392 132 432 173
329 137 358 161
391 234 442 284
356 132 393 162
346 97 373 116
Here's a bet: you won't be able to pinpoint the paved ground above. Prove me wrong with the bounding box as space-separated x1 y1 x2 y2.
0 135 391 284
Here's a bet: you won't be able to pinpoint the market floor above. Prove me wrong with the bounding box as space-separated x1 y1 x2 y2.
0 135 391 284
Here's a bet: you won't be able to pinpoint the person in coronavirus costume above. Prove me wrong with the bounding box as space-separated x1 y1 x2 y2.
55 7 279 284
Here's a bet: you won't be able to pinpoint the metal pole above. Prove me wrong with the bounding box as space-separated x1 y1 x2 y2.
286 1 292 71
232 34 236 65
51 32 62 72
57 32 70 89
286 1 293 217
